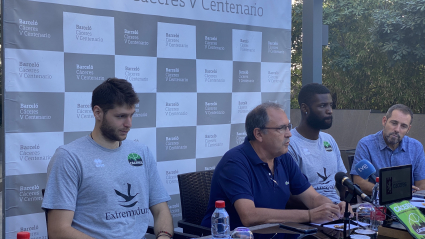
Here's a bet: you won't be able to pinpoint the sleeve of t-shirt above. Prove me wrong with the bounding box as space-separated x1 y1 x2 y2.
330 137 347 173
42 148 81 211
414 142 425 182
287 143 301 166
285 154 311 195
145 146 171 207
218 156 255 204
350 139 371 176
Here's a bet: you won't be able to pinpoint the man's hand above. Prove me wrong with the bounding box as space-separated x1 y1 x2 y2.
309 203 341 224
337 201 354 218
413 185 421 193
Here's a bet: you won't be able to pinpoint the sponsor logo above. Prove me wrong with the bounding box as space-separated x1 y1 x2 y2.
324 141 333 152
386 177 393 194
105 183 149 221
128 153 143 166
169 202 182 218
317 167 330 182
408 213 425 234
357 164 368 172
114 183 139 208
236 132 246 145
393 203 416 213
94 159 104 168
166 170 179 184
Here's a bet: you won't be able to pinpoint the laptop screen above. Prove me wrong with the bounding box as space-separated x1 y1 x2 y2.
379 165 412 205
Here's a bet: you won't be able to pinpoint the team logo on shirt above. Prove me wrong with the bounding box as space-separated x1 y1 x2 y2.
94 159 104 167
106 183 149 221
114 183 139 208
317 167 330 182
128 153 143 166
324 141 333 152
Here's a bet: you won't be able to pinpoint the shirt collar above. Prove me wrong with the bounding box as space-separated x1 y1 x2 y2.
377 130 406 152
242 137 281 166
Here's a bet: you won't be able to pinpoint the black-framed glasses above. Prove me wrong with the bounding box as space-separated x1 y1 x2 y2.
260 123 293 133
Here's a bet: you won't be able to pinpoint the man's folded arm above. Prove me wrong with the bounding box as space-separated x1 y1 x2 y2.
234 198 310 226
292 186 332 209
291 186 347 220
234 186 341 227
47 209 94 239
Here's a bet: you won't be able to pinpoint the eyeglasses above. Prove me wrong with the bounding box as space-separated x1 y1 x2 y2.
261 123 293 133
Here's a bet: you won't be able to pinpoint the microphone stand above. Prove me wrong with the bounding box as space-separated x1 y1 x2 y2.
321 191 357 239
342 192 354 239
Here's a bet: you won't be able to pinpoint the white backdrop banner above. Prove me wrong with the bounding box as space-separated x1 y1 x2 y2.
2 0 291 238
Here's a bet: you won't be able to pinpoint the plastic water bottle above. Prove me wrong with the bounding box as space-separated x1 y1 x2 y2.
371 177 386 231
211 200 230 239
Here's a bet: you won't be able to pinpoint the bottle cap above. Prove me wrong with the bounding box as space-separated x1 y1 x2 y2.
215 200 225 208
376 177 379 183
17 231 30 239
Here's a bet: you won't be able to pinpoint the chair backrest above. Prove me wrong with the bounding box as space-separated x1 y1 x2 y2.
178 170 214 225
348 155 355 179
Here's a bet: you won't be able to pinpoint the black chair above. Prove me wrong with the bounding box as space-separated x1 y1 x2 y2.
348 155 355 180
177 170 214 236
42 188 199 239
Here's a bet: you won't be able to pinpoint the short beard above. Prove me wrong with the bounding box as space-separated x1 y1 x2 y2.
306 112 333 130
100 116 122 142
385 132 401 145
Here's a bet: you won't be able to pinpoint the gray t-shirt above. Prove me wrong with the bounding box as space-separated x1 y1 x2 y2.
42 135 170 239
288 129 347 203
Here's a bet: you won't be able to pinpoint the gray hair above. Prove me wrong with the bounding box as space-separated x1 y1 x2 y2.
386 104 413 124
245 102 283 141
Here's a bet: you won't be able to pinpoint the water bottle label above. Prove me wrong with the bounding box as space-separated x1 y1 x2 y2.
370 206 386 221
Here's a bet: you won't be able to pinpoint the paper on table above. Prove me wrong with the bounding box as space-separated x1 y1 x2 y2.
311 221 370 231
410 197 425 208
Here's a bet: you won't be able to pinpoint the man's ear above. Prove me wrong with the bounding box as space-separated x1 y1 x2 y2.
382 116 387 127
253 128 264 142
93 105 103 121
300 103 309 116
406 125 412 134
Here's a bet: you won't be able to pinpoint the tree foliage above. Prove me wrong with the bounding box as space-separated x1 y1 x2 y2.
291 0 425 113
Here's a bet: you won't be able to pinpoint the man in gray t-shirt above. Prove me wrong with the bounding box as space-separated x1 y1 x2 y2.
42 78 173 239
288 83 351 215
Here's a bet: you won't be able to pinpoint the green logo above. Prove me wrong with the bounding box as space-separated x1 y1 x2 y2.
324 141 333 152
128 153 143 166
389 200 425 237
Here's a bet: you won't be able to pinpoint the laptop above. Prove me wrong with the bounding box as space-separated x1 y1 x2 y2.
379 165 412 205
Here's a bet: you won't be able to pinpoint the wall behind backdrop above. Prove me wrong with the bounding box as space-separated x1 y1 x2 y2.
2 0 292 238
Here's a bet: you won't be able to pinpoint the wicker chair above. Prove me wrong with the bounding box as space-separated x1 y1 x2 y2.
177 170 214 236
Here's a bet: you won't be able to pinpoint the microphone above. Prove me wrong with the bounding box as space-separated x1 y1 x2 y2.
354 159 377 183
335 172 372 203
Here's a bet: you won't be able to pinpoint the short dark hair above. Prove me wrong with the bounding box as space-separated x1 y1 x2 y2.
298 83 330 107
386 104 413 124
91 78 139 113
245 102 283 141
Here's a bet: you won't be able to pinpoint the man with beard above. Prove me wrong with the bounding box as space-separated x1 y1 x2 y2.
288 83 348 212
42 78 173 239
350 104 425 195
